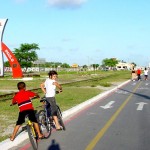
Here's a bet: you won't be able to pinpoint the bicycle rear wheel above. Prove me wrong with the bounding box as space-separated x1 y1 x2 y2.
27 124 38 150
38 110 51 138
57 106 66 130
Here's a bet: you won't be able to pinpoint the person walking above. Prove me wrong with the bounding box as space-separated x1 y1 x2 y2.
137 68 142 81
131 67 136 81
144 67 148 80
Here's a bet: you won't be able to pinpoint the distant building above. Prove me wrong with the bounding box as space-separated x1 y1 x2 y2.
116 62 133 70
71 64 78 68
33 58 46 65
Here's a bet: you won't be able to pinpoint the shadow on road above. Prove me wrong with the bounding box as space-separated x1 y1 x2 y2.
118 87 150 101
48 139 61 150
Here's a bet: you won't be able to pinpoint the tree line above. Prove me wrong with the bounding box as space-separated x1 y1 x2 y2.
4 43 136 72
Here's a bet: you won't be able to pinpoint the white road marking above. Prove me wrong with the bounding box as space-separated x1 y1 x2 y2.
115 90 128 94
87 112 97 115
100 101 115 109
132 83 136 85
138 87 149 90
136 102 148 110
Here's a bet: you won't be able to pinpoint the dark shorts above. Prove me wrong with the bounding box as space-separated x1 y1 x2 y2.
16 109 37 125
46 97 57 116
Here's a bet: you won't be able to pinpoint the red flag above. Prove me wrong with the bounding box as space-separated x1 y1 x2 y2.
1 42 23 78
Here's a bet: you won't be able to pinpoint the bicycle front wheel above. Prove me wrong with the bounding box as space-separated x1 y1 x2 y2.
27 124 38 150
57 107 66 130
38 110 51 139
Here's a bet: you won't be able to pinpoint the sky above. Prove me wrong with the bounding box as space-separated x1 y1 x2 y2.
1 0 150 66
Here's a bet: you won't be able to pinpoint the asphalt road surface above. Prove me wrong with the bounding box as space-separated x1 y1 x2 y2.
10 78 150 150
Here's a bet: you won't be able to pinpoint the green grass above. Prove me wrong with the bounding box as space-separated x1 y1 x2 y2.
55 87 102 111
0 70 131 142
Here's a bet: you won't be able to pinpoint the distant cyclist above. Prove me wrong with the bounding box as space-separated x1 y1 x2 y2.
40 70 63 130
10 82 43 141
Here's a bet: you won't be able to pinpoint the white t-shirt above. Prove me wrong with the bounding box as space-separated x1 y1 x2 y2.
144 70 148 75
44 78 56 97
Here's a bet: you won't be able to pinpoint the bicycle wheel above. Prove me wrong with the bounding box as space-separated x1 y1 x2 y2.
38 110 51 138
27 124 38 150
57 106 66 130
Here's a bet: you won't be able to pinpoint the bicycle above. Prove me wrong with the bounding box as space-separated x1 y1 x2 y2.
10 104 38 150
36 99 52 139
37 95 66 136
26 112 38 150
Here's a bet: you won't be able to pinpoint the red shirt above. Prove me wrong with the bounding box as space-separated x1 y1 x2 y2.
137 69 141 74
12 89 36 112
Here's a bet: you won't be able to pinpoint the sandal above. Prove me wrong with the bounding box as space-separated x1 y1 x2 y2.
10 136 15 141
38 135 44 139
56 128 63 131
56 126 63 131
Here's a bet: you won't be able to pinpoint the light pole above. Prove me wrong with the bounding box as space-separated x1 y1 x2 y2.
0 19 8 77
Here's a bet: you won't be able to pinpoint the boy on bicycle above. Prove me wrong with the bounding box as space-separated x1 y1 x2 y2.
40 70 63 130
10 82 43 141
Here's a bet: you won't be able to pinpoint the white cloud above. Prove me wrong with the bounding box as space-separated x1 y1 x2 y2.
47 0 87 8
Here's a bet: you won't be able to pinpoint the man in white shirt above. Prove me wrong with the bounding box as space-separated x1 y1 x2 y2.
40 70 63 130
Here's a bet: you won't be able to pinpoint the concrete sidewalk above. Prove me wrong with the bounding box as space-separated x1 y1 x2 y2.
0 80 130 150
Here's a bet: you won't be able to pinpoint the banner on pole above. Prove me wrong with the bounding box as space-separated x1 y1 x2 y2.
1 42 23 78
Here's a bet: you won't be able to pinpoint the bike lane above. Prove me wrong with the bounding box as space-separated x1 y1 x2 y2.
24 80 141 150
92 80 150 150
86 81 143 150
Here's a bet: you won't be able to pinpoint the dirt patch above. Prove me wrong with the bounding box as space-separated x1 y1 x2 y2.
97 82 123 91
0 115 15 137
1 124 14 136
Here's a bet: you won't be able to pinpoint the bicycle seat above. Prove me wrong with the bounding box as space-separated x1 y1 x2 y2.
34 110 38 114
40 97 47 103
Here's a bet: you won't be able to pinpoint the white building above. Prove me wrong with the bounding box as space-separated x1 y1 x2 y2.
116 62 133 70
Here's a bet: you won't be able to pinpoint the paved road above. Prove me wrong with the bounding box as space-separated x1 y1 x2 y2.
10 79 150 150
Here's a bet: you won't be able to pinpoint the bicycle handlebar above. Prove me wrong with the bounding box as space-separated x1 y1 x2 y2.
56 90 62 94
10 103 16 106
40 90 62 103
10 96 39 106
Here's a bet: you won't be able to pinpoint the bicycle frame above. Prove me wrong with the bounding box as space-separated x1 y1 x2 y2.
37 104 52 139
26 116 38 150
27 120 36 137
39 96 66 130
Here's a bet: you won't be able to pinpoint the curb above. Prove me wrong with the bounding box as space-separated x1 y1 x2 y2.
0 80 131 150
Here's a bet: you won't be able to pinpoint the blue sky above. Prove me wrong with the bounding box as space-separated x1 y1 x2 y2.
1 0 150 66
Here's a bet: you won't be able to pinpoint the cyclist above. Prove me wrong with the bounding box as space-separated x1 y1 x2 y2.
10 82 43 141
40 70 63 130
